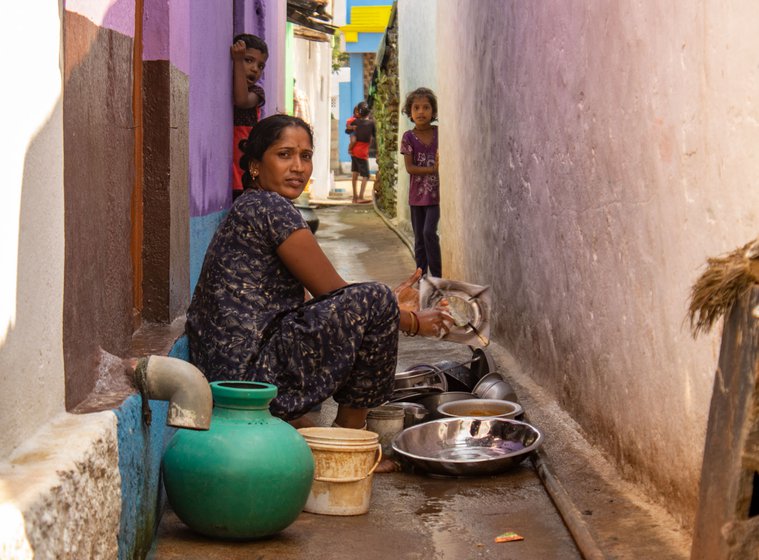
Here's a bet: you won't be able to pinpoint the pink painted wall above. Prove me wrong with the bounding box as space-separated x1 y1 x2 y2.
436 0 759 527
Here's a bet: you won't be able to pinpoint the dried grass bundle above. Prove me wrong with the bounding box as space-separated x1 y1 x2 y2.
688 238 759 337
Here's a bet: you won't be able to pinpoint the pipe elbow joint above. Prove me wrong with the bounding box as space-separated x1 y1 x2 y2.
136 355 213 430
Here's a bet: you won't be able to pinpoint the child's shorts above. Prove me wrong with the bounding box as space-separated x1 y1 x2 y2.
351 156 370 178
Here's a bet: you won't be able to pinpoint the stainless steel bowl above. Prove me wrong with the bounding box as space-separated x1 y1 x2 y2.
437 398 523 420
418 391 476 419
472 372 517 401
392 418 543 476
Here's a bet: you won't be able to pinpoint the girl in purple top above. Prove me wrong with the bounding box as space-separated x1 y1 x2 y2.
400 87 441 277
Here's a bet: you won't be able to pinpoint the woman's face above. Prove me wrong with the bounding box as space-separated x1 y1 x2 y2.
251 126 313 199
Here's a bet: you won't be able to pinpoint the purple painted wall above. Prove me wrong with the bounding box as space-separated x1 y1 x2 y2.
188 2 234 216
169 1 191 75
142 0 168 59
263 1 286 116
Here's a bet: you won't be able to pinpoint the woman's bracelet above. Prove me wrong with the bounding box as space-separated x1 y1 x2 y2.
404 310 420 337
404 311 415 337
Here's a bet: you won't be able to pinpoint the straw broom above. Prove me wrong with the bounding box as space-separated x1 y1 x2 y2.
688 237 759 337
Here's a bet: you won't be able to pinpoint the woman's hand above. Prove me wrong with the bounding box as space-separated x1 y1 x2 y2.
394 269 422 311
415 307 454 339
396 269 453 338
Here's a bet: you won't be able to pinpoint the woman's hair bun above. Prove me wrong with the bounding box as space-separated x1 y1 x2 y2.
238 138 248 152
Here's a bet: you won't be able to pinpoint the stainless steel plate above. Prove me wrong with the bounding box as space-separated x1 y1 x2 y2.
392 418 543 477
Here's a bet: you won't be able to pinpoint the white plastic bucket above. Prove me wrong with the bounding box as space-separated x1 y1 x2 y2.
298 427 382 516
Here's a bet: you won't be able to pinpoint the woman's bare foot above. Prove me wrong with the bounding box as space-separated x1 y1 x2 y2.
288 415 316 429
374 457 401 474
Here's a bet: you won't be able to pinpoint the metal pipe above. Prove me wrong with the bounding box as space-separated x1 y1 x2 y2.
134 355 213 430
531 448 607 560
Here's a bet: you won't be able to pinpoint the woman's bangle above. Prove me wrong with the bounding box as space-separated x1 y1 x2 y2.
404 310 419 337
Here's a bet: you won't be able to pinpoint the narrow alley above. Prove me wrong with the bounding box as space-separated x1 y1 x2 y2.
154 201 690 559
2 1 759 559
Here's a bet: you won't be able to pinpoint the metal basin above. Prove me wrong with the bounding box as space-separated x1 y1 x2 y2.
437 398 523 420
392 418 543 477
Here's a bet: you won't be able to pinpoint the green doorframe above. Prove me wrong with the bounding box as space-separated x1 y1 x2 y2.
285 22 294 114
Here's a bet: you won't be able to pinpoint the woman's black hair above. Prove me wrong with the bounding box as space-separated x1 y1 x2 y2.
357 101 370 117
402 87 438 122
233 33 268 56
238 114 314 189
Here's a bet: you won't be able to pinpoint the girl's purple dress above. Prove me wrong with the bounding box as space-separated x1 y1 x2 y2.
401 126 439 206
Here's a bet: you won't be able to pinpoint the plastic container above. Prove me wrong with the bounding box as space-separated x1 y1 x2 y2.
298 427 382 516
162 381 314 539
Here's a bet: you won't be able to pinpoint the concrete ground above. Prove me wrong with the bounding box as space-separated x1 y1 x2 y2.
152 201 692 559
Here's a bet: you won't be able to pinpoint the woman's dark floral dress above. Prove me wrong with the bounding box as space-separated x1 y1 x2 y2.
186 189 399 420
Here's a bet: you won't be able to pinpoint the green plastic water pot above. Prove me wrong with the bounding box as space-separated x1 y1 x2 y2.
162 381 315 539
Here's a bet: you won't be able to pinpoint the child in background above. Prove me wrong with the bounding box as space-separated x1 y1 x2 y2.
400 87 441 277
231 33 268 201
349 102 376 204
345 103 360 136
344 104 360 187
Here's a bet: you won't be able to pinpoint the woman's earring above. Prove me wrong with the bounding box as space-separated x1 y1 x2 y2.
251 169 258 176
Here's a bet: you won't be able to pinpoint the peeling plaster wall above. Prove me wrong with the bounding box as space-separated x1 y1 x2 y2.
437 1 759 526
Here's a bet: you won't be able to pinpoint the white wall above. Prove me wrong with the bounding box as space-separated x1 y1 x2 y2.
0 4 117 555
0 0 66 458
294 37 333 200
395 0 438 233
436 0 759 526
332 0 346 27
